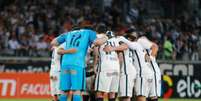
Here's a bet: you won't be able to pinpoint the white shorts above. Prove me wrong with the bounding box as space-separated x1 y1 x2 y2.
118 74 136 97
95 71 119 93
149 74 161 97
50 71 61 96
147 61 161 97
135 76 153 97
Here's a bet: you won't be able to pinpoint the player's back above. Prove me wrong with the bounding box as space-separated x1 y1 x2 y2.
137 37 161 74
129 42 153 77
120 48 137 76
60 29 96 68
98 37 120 72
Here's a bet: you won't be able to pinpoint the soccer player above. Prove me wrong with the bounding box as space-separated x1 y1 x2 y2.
50 44 63 101
82 47 96 101
112 31 154 101
137 36 161 101
50 25 108 101
50 43 77 101
94 31 124 101
104 33 137 101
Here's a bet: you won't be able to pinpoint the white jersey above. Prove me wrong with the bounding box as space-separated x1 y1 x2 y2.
118 36 153 77
97 37 120 72
97 34 106 38
138 37 162 97
120 48 137 76
137 37 161 75
50 44 65 74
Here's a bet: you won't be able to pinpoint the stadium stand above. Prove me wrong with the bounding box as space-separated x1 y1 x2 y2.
0 0 200 61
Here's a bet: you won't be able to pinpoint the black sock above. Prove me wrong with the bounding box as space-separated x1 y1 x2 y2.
90 93 96 101
147 98 158 101
109 98 116 101
147 98 151 101
151 99 158 101
83 95 89 101
96 98 103 101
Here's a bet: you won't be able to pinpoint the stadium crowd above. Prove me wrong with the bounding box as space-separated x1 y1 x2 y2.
0 0 201 60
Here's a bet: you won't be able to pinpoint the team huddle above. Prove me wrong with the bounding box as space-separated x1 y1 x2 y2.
49 24 161 101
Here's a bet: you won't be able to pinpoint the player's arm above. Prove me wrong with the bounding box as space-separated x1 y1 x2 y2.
93 47 99 74
144 43 158 62
150 43 158 57
89 30 108 47
138 37 159 57
50 38 59 46
93 35 108 46
57 47 77 55
103 43 128 53
51 34 66 46
118 36 138 50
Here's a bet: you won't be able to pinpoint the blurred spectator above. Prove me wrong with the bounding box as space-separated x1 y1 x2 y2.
0 0 200 61
163 36 174 60
198 35 201 60
170 27 180 43
0 25 4 50
36 37 49 56
18 34 30 56
8 35 20 55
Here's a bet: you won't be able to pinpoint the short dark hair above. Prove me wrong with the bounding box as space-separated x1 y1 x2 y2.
96 24 107 33
125 28 136 34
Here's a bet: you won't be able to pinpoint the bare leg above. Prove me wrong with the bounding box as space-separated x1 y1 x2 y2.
108 92 116 101
136 96 146 101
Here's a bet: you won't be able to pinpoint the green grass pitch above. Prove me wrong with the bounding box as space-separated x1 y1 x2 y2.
0 99 201 101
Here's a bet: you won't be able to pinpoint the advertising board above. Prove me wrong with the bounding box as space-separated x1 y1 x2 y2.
0 73 50 98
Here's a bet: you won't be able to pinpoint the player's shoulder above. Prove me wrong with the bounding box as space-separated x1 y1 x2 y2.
138 36 148 41
97 34 105 38
136 41 143 46
115 36 126 44
114 37 122 43
138 36 152 43
116 36 125 40
67 29 82 37
106 37 118 43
